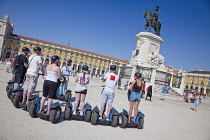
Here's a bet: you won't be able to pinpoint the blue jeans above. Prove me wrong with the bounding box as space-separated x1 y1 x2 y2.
129 91 141 102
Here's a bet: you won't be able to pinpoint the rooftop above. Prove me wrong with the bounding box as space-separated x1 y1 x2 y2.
187 70 210 75
11 34 130 64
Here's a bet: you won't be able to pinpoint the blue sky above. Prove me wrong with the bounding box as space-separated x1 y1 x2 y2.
0 0 210 72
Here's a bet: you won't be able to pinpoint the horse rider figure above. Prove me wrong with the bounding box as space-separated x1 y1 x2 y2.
152 6 159 26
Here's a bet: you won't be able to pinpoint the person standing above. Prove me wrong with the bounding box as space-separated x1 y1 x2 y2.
61 59 73 90
145 85 152 101
193 93 200 111
128 72 142 122
73 65 90 115
21 46 44 105
160 85 168 101
38 55 62 115
99 65 118 120
6 56 12 73
13 47 29 90
42 59 49 79
141 81 146 98
118 75 122 89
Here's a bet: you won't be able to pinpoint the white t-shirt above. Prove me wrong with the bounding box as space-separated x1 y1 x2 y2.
104 72 119 92
26 54 42 77
61 65 73 76
75 73 90 92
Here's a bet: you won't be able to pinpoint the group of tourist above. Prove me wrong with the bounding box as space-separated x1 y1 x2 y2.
6 47 145 121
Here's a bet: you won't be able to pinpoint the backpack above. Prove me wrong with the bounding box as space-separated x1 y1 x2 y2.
14 55 21 69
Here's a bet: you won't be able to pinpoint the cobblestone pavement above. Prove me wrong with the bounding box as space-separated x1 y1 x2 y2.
0 63 210 140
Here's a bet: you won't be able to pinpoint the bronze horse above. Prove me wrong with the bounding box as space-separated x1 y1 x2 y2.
143 10 161 36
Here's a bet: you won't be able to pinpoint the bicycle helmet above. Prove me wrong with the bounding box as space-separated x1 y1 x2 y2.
67 59 72 63
134 72 141 78
22 47 30 52
51 55 60 63
82 65 88 71
110 65 116 71
34 46 42 52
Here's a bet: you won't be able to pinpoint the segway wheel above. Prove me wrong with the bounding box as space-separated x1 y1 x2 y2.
110 115 119 127
118 112 127 128
7 89 12 99
137 117 144 129
12 96 22 108
64 104 72 120
50 106 62 124
6 84 11 92
27 101 32 112
84 110 92 122
29 103 38 118
65 91 72 102
91 110 98 125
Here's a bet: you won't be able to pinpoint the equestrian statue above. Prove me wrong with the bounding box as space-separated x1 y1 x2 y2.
143 6 162 36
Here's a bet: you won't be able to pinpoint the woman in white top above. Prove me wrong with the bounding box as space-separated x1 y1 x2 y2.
38 55 62 115
6 56 12 73
73 65 90 115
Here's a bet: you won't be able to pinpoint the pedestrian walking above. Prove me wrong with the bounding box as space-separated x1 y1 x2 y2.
61 59 73 90
160 85 168 101
145 85 152 101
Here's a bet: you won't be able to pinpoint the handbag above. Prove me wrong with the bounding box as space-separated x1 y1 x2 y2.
127 90 132 101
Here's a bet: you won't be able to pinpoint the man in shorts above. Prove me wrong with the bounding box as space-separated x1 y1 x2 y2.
21 46 44 105
99 65 119 120
13 47 29 89
160 85 168 101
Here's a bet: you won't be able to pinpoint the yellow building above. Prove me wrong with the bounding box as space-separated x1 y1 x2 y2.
184 71 210 95
0 15 129 76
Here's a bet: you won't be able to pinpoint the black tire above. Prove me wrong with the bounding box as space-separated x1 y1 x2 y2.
12 96 22 108
29 103 38 118
27 101 32 112
6 84 11 92
50 106 62 124
137 117 144 129
10 94 15 102
118 112 128 128
65 92 72 102
110 115 119 127
84 110 92 122
64 104 71 120
91 110 98 125
7 89 12 99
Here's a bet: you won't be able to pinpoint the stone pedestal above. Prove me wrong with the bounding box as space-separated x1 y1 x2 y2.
130 32 164 87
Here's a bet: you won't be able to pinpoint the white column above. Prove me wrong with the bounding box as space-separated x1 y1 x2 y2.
130 65 137 81
150 68 157 88
179 76 185 95
117 66 121 77
170 75 173 87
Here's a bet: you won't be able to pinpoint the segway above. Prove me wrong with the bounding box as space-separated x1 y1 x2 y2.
118 109 145 129
64 101 92 122
28 97 62 124
91 105 119 127
11 87 39 109
6 80 15 93
56 76 72 102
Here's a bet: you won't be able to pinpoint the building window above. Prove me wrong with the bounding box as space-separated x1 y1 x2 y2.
24 43 26 45
17 42 19 44
10 40 12 43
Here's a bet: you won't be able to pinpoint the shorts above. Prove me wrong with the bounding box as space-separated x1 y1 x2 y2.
12 69 15 75
101 90 115 105
15 72 25 84
194 99 200 106
7 63 11 67
23 74 38 93
43 80 59 99
75 89 87 94
129 91 141 102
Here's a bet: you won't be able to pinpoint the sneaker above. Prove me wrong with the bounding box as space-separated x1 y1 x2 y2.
99 116 102 120
106 118 110 121
73 111 76 115
80 111 83 115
